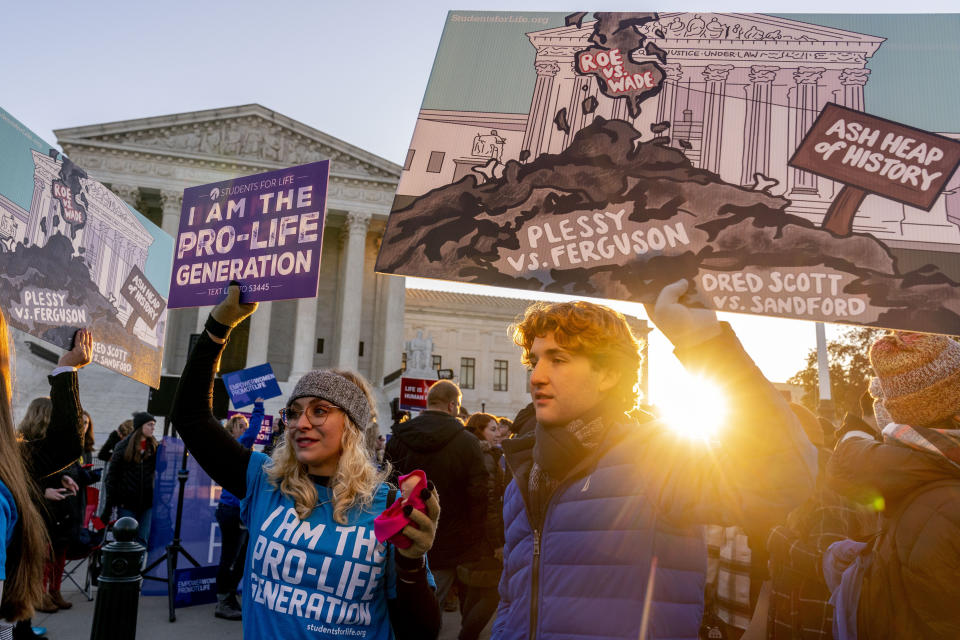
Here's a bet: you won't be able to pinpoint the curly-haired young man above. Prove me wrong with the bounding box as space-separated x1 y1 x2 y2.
492 280 817 640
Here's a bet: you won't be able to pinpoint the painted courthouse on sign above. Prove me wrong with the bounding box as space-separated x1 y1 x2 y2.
403 13 960 253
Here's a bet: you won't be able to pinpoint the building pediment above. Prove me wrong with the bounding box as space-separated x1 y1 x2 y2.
54 104 401 184
530 13 883 55
641 13 883 44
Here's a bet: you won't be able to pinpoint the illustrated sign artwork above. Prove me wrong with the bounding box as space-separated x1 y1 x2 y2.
399 377 434 412
222 363 283 408
375 12 960 335
790 103 960 235
0 107 173 387
169 161 330 308
227 410 275 447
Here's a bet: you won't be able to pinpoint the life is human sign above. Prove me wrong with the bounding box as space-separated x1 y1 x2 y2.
168 161 329 307
399 377 434 412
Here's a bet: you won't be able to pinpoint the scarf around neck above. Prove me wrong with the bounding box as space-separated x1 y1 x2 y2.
883 422 960 470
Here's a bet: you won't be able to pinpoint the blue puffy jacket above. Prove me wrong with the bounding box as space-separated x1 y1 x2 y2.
492 326 817 640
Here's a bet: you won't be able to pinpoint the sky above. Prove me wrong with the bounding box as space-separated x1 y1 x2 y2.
3 0 956 401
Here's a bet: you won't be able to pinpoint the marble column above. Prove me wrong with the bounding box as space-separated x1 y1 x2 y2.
28 175 48 246
159 189 183 237
522 61 560 161
111 183 140 208
741 65 778 186
839 68 870 112
655 64 683 130
371 267 406 389
700 64 735 174
334 211 371 372
791 67 825 194
245 302 273 367
566 69 594 143
289 298 319 380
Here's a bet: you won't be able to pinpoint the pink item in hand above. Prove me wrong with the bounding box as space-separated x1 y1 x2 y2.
374 470 428 549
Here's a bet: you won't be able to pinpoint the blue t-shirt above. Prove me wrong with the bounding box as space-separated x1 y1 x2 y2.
0 479 17 581
240 452 401 639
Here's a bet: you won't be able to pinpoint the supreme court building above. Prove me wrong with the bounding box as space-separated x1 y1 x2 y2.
9 105 407 436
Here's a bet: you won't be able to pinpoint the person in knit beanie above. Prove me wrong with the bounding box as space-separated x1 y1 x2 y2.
827 330 960 639
868 376 894 431
100 411 157 543
869 331 960 429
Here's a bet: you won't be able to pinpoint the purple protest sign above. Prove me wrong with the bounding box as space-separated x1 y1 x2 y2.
227 410 275 446
168 161 329 308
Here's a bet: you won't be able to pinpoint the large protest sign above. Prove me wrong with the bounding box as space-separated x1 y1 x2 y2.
375 12 960 335
222 362 283 408
0 107 173 387
168 162 329 307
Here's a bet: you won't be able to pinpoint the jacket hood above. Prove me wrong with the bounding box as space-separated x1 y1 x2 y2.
391 411 465 453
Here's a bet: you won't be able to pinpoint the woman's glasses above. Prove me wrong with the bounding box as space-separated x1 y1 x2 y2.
280 403 341 427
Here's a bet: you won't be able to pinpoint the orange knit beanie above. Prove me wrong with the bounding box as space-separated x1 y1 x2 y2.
869 332 960 427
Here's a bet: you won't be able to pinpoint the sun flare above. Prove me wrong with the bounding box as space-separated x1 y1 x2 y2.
654 372 728 440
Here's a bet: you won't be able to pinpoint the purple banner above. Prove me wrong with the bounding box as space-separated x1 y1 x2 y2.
228 409 276 446
168 161 330 308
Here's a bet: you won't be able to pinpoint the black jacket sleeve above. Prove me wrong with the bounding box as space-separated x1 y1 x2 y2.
169 328 251 498
464 435 489 538
97 430 121 462
24 371 84 481
387 554 441 639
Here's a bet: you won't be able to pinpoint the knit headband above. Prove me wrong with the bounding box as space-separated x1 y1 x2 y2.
287 370 370 429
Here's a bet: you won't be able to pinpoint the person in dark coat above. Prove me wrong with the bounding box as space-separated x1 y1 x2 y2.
11 327 92 637
101 412 157 544
460 413 506 640
828 331 960 640
385 380 488 611
96 419 133 462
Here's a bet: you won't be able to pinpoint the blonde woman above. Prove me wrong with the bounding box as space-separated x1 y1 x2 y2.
171 284 441 639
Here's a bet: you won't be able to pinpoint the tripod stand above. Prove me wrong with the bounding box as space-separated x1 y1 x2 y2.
142 423 201 622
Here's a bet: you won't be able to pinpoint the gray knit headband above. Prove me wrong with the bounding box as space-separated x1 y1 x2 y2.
286 370 370 429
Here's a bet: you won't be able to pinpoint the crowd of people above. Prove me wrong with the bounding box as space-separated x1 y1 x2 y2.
2 278 960 640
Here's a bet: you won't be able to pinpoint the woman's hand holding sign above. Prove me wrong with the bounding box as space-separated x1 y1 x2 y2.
58 328 93 369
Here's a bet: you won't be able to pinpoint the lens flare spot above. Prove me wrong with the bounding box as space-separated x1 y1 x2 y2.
655 373 728 440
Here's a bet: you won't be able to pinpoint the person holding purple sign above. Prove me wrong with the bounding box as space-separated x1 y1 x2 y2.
214 401 264 621
171 283 442 639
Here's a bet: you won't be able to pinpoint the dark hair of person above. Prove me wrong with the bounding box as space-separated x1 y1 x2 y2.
426 380 460 407
464 412 499 441
123 422 158 462
16 396 52 440
83 410 95 452
0 308 48 620
117 418 134 438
